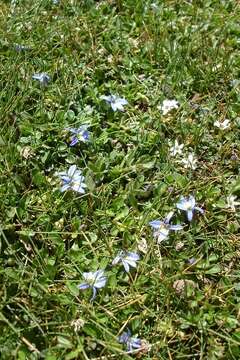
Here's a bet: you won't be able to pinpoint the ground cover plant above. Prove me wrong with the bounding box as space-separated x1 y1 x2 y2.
0 0 240 359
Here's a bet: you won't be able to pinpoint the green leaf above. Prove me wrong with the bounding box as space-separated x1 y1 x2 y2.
57 336 72 349
205 264 221 274
66 281 79 296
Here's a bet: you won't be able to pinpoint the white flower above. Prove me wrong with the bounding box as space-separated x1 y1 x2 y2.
84 105 93 114
169 139 184 156
182 153 197 170
150 3 159 11
159 99 179 115
20 146 34 159
71 318 85 332
100 95 128 111
214 119 230 130
226 195 240 212
137 238 148 254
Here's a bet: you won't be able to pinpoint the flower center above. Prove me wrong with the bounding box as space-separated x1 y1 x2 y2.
185 201 193 210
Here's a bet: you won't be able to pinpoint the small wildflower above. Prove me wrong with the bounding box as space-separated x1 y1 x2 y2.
14 44 30 52
20 146 34 159
149 211 183 243
84 105 93 114
107 55 114 63
175 241 185 251
100 95 128 111
150 3 159 12
57 165 87 193
11 0 16 8
159 99 179 115
65 125 90 146
169 139 184 156
230 79 240 87
187 257 196 265
225 195 240 212
52 0 59 4
118 329 142 352
182 153 197 170
77 270 107 302
137 238 148 254
32 73 50 86
214 119 230 130
54 218 64 229
112 251 140 272
71 318 85 332
176 195 204 221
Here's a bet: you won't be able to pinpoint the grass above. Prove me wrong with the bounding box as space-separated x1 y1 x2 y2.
1 0 240 358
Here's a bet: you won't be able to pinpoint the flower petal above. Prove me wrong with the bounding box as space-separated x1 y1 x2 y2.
170 224 183 231
119 98 128 105
60 184 70 192
124 259 137 269
149 220 162 229
126 252 140 261
90 287 97 302
130 337 142 349
70 137 79 146
122 260 130 272
189 196 196 207
94 277 107 288
71 184 85 193
112 255 121 266
187 210 193 221
77 283 90 290
68 165 77 177
165 211 174 224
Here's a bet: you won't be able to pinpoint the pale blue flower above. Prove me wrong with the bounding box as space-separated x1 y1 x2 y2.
100 95 128 111
118 329 142 352
32 73 50 86
176 196 204 221
149 211 183 243
57 165 87 193
112 251 140 272
188 257 196 265
14 44 30 52
66 125 90 146
77 270 107 301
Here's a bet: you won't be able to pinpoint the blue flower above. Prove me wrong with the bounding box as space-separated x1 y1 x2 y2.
57 165 87 193
77 270 107 302
100 95 128 111
66 125 90 146
188 257 196 265
14 44 30 52
32 73 50 86
176 196 204 221
112 251 140 272
118 329 142 352
149 211 183 243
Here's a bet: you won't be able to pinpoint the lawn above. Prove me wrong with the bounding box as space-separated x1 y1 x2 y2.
1 0 240 359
